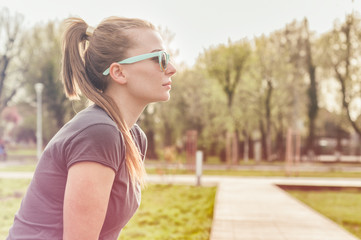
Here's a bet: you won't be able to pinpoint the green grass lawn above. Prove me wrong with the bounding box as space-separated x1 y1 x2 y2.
286 189 361 239
0 164 37 172
0 179 216 240
0 178 32 239
121 184 216 240
6 148 37 156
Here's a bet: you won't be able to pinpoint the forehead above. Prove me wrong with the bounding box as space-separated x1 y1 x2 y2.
128 28 164 54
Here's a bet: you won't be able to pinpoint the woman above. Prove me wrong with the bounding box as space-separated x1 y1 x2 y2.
7 16 176 240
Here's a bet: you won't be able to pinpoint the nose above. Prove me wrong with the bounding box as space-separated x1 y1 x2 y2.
165 62 176 76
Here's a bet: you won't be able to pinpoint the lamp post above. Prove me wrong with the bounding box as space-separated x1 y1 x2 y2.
35 83 44 161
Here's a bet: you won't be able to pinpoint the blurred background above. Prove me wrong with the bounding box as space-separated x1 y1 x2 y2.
1 1 361 239
0 0 361 167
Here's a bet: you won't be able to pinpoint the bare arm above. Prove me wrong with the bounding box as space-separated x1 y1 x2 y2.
63 161 115 240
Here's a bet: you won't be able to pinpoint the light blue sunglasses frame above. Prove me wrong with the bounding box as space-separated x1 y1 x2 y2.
102 50 169 75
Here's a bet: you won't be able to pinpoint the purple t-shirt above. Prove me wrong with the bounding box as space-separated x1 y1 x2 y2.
7 105 147 240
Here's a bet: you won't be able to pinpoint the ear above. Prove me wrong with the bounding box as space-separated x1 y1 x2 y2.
109 63 127 85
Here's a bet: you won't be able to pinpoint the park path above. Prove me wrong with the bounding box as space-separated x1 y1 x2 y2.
1 171 361 240
208 177 361 240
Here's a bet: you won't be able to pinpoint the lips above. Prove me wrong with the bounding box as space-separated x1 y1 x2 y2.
162 81 172 86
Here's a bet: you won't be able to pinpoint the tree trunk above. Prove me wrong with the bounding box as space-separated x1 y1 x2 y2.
275 129 284 161
304 19 318 158
226 131 232 165
231 131 239 164
265 79 273 161
243 129 249 162
259 120 266 160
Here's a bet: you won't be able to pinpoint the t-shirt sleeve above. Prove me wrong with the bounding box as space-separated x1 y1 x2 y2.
65 124 124 172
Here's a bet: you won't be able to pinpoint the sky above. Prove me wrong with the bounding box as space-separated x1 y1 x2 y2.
1 0 360 67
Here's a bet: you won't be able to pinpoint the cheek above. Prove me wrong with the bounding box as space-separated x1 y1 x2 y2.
127 71 161 96
131 73 159 89
125 64 167 102
127 63 160 83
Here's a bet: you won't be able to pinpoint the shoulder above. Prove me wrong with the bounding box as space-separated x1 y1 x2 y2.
63 105 125 171
55 104 118 140
76 123 121 143
58 104 120 143
72 104 118 129
65 123 124 172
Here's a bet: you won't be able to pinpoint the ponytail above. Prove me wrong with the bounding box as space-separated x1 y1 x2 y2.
61 17 148 187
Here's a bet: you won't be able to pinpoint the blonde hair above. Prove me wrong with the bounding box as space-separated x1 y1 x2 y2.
61 17 155 187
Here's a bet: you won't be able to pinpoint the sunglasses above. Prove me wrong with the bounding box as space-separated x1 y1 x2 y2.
102 50 170 75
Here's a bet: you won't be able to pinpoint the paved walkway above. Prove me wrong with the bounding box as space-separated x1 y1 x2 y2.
209 177 361 240
1 172 360 240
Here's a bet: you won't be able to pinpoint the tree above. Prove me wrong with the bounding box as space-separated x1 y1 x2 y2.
319 13 361 137
0 8 26 113
252 25 300 161
303 19 318 158
201 39 251 163
22 21 85 142
232 55 261 162
170 66 228 153
202 40 251 109
253 34 280 161
281 20 310 165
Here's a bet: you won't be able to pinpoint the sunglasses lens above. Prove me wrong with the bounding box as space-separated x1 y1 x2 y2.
161 52 168 70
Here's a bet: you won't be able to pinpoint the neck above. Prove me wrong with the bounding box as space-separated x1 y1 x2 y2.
104 88 147 128
118 100 146 128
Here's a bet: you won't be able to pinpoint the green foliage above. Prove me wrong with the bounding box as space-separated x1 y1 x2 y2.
20 21 87 143
4 11 361 160
140 66 229 155
0 8 26 112
121 184 216 240
287 189 361 239
169 67 229 152
317 13 361 135
201 39 251 111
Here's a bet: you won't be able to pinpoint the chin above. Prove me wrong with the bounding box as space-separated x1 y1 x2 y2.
155 93 171 103
159 96 170 102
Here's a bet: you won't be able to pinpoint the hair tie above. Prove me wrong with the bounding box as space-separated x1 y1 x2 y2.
86 26 95 37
